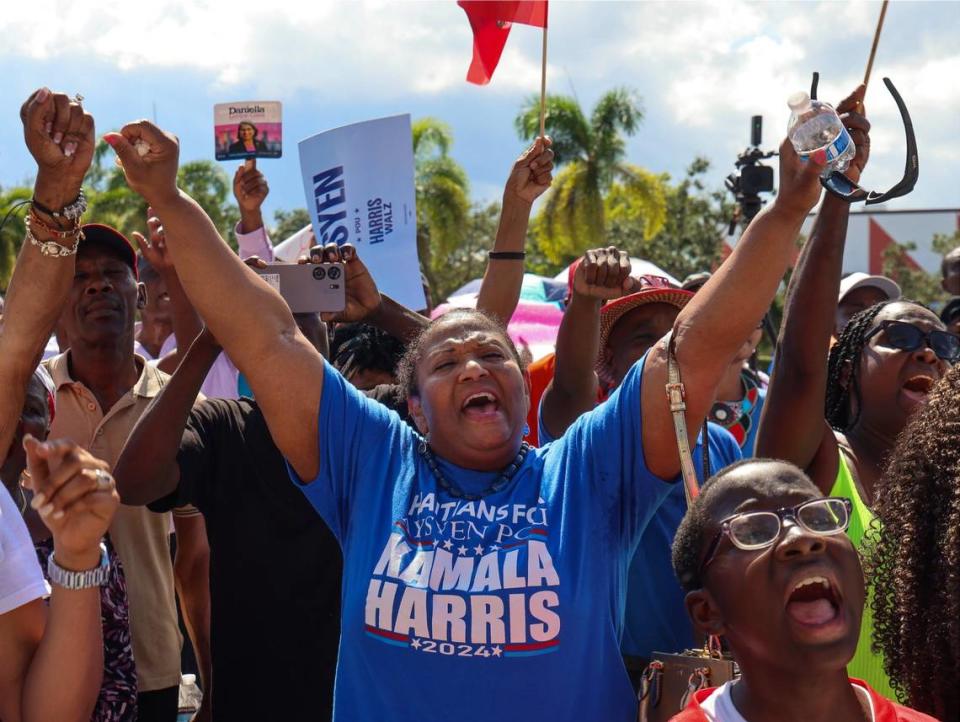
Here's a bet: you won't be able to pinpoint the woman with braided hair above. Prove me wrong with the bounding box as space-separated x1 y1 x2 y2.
866 363 960 720
758 84 960 698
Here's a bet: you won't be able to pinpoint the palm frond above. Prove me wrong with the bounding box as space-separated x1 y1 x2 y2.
413 118 454 163
515 94 592 167
591 88 643 171
607 164 669 240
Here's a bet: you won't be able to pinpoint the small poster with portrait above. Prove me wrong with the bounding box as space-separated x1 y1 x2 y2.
214 101 282 161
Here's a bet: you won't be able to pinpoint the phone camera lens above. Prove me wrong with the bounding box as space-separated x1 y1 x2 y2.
327 266 342 280
312 266 327 280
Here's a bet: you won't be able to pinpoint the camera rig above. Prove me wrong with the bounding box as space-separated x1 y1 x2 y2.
725 115 778 233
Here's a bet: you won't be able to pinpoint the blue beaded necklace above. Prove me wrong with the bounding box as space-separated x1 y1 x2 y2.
417 439 531 501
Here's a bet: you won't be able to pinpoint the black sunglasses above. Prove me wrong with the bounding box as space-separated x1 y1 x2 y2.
865 320 960 363
810 73 918 205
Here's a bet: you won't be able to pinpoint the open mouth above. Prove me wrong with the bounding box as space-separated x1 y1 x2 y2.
786 575 841 627
461 391 501 420
901 375 935 403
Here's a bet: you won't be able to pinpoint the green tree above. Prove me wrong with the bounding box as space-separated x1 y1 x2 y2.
607 157 733 281
0 187 33 288
272 208 311 242
413 117 470 305
432 202 502 303
516 88 667 263
882 229 960 307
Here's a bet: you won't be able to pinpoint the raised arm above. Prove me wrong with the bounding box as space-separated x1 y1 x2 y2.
476 138 554 323
640 139 826 479
757 87 871 492
540 247 635 439
133 208 204 375
0 90 94 458
104 122 325 480
15 438 120 722
233 160 274 260
114 329 221 505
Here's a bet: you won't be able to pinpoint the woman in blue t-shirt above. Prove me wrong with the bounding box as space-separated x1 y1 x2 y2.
114 119 827 720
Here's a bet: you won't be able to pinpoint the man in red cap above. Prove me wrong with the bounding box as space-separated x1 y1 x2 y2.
43 223 211 722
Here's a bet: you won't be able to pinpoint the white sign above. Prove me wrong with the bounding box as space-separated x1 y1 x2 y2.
298 114 424 310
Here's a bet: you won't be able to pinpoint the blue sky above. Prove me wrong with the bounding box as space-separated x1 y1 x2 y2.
1 0 957 230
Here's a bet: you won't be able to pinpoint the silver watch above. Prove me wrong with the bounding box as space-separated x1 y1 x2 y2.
47 543 110 589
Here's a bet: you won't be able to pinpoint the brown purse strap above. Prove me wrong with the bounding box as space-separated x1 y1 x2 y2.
664 332 710 505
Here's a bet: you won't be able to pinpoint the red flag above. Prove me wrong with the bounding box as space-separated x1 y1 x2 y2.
458 1 548 85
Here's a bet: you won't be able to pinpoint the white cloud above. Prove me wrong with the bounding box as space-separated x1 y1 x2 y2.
0 0 956 208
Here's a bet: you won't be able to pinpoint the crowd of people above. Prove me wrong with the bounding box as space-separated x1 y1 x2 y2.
0 81 957 722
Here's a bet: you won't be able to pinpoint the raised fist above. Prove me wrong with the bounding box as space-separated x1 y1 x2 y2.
572 246 637 301
104 120 180 207
505 136 555 205
23 436 119 567
21 88 95 210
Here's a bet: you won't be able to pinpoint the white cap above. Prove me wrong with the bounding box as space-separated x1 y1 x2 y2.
838 272 902 304
788 91 811 111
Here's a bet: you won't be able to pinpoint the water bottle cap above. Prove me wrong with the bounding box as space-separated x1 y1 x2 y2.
181 674 196 685
787 91 811 112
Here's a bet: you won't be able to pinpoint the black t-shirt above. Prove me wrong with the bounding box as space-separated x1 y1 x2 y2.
151 398 341 720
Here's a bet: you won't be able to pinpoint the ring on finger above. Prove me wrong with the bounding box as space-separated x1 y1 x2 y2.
94 468 113 491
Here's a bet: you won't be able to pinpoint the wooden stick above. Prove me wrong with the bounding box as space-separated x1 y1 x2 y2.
539 24 548 138
864 0 889 88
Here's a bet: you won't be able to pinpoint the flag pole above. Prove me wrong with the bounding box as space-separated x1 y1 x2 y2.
538 24 548 138
864 0 889 89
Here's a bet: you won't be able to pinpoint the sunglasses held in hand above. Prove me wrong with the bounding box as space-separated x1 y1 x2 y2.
810 72 918 205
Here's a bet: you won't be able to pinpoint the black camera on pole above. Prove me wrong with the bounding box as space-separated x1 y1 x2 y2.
725 115 777 232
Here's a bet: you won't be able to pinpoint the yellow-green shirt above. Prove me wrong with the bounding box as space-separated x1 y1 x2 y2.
831 453 897 700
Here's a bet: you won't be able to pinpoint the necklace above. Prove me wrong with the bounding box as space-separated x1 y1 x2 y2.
709 371 760 448
418 439 531 501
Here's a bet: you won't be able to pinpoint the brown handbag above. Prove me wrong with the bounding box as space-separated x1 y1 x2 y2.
637 641 738 722
636 336 739 722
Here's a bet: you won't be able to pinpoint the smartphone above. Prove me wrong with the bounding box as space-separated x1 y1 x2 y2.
252 262 346 314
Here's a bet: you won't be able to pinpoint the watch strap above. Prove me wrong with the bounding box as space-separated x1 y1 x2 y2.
47 543 110 589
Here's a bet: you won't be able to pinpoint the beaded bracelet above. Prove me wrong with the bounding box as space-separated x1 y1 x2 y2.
28 207 81 238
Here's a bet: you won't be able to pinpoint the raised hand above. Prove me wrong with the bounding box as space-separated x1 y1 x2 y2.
836 85 871 183
21 88 95 211
23 436 119 569
132 206 173 273
315 243 382 323
572 246 637 301
773 138 825 218
103 120 180 207
504 136 555 205
233 161 270 213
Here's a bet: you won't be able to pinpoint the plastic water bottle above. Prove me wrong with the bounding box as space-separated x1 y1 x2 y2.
177 674 202 721
786 92 855 178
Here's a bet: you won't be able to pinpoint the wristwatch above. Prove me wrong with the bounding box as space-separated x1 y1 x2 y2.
47 543 110 589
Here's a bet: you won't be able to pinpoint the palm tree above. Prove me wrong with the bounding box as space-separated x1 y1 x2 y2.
516 88 667 263
413 118 470 306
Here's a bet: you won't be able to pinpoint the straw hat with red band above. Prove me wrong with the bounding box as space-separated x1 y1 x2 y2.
78 223 139 280
595 275 693 384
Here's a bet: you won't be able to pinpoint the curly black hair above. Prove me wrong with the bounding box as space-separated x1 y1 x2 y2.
865 363 960 720
824 299 932 430
672 458 817 592
395 308 524 399
330 323 405 382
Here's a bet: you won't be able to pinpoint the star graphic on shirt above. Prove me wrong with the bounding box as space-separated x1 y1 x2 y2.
492 645 503 657
442 539 454 551
488 544 500 552
473 543 485 556
538 497 545 504
458 545 469 556
410 637 422 649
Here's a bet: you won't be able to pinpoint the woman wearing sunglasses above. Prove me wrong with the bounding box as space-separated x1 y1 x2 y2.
868 364 960 720
669 459 934 722
757 84 958 697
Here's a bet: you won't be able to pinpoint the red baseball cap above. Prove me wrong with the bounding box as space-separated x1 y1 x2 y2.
79 224 139 280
